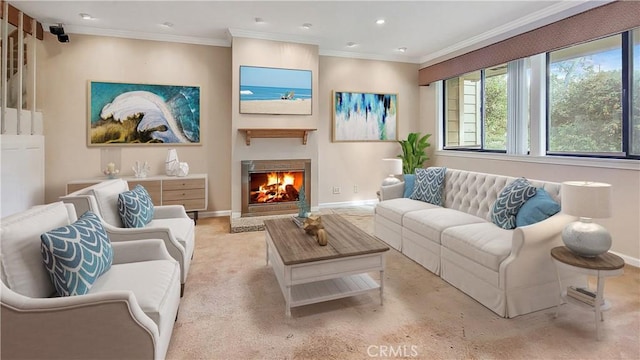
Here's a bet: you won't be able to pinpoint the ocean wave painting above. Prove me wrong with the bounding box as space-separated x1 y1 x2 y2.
239 66 312 115
89 81 200 145
332 91 397 142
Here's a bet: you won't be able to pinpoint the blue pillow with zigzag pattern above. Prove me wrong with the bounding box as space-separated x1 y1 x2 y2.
410 167 447 206
40 211 113 296
491 178 538 229
118 184 155 228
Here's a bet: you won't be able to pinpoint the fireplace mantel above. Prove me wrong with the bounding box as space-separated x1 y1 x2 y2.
238 128 317 145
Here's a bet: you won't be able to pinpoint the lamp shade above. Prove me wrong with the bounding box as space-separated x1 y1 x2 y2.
382 158 403 176
561 181 612 219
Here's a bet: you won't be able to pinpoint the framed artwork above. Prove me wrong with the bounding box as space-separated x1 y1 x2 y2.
332 91 398 142
239 65 312 115
88 81 200 146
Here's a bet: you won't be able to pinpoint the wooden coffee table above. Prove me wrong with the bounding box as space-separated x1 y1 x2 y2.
264 214 389 316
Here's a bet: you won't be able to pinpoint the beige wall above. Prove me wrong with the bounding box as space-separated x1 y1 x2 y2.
318 56 420 204
420 85 640 262
37 33 232 212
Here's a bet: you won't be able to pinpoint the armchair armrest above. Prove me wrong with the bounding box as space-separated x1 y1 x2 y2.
153 205 190 220
60 194 100 218
111 239 175 265
380 182 405 201
1 283 158 360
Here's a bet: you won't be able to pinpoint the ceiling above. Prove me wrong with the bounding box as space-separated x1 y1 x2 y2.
10 0 611 65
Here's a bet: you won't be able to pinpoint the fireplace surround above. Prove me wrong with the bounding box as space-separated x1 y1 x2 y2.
241 159 311 217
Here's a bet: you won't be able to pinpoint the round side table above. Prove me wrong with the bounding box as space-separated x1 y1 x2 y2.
550 246 624 340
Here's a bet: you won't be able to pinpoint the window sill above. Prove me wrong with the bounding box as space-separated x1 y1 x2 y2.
435 150 640 171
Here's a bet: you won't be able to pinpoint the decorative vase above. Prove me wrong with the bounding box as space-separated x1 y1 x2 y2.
562 219 612 257
166 149 180 176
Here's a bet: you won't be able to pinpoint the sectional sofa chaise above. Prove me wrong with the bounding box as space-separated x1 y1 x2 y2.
375 168 586 318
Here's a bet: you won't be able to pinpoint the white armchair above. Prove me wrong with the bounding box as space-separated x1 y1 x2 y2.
61 179 194 295
0 202 181 359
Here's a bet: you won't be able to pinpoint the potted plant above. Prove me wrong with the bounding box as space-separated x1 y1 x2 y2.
397 132 431 174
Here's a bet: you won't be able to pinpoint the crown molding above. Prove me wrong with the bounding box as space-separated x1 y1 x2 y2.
319 49 420 64
228 27 320 47
419 0 614 67
58 24 230 47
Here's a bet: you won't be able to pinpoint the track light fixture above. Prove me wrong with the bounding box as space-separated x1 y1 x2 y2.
49 24 69 43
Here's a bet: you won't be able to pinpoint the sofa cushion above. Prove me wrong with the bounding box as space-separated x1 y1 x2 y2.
118 185 155 228
403 174 416 198
403 208 486 244
490 178 537 229
441 223 513 271
411 167 446 206
516 188 561 227
375 198 438 225
40 211 113 296
89 259 180 330
90 179 129 228
0 202 71 298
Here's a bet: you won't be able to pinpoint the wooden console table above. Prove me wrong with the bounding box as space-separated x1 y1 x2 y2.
66 174 208 223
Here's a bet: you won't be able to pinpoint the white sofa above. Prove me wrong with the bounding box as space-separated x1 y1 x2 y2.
375 168 586 318
61 179 195 294
1 202 181 359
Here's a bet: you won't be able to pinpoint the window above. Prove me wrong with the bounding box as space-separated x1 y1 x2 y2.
443 62 524 152
548 35 623 155
632 28 640 156
440 26 639 161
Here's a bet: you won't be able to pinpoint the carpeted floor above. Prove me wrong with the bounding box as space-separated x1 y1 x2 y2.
167 207 640 359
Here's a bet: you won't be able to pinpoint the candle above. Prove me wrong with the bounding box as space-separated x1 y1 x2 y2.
107 162 115 173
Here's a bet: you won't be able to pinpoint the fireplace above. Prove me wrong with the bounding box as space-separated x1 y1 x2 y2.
241 159 311 217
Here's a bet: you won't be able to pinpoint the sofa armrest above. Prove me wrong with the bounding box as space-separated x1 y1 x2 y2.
380 182 405 201
111 239 175 264
153 205 190 220
1 283 158 360
499 213 577 289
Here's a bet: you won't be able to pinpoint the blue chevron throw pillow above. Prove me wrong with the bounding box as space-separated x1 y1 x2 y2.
40 211 113 296
118 185 155 228
491 178 538 229
410 167 447 206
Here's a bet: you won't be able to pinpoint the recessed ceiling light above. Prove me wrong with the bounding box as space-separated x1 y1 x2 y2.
160 22 174 28
255 17 265 24
397 47 407 53
376 19 385 25
302 23 312 30
79 13 93 20
346 42 358 48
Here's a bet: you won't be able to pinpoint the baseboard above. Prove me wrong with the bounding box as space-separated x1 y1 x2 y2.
198 199 379 218
611 251 640 268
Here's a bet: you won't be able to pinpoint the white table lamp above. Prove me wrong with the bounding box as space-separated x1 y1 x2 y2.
561 181 612 257
381 158 403 186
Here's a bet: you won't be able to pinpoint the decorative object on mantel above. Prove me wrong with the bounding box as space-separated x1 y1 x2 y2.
165 148 189 177
132 161 150 178
303 215 328 246
103 162 120 179
561 181 612 257
238 128 317 145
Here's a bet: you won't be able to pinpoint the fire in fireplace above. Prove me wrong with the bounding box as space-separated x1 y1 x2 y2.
249 171 304 204
241 159 311 217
